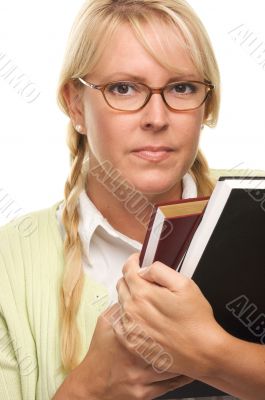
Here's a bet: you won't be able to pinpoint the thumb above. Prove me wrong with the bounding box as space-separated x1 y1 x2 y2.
138 262 187 291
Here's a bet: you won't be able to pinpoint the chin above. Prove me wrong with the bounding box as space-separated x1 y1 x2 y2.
133 178 179 197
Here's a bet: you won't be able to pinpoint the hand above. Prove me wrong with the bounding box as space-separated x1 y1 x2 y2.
116 253 227 380
54 303 193 400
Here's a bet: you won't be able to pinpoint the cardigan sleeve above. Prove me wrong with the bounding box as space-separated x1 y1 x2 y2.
0 311 23 399
0 219 38 400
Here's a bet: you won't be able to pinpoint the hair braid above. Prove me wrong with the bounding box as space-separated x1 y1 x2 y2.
60 124 88 371
190 149 215 196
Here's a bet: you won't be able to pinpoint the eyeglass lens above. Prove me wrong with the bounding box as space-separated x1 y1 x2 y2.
103 81 208 111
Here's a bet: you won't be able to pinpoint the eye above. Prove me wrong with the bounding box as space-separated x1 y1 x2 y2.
106 82 138 96
170 82 198 95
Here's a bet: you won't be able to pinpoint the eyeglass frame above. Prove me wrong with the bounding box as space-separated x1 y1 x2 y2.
76 77 215 112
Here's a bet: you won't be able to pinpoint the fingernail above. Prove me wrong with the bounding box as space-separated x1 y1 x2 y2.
138 266 151 276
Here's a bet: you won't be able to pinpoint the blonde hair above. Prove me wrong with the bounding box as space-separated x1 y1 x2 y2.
57 0 220 371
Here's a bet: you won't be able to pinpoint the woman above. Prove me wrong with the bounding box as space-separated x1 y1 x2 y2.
0 0 232 399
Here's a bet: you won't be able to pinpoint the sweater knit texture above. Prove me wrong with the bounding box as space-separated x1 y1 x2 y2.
0 201 109 399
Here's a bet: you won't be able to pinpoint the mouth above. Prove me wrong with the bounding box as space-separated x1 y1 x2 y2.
131 146 174 162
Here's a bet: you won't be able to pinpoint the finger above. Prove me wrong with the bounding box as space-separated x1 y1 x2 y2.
101 303 124 328
121 252 148 293
138 261 190 291
122 252 141 277
145 375 194 399
112 308 140 343
101 302 121 318
116 277 131 305
133 366 181 383
123 253 155 292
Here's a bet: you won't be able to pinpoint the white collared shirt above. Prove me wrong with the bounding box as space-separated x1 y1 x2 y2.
56 173 197 305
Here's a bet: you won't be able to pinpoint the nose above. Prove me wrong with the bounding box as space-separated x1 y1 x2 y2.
140 93 169 133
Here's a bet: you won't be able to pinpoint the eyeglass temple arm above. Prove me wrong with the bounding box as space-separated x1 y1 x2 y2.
204 79 215 90
78 77 101 89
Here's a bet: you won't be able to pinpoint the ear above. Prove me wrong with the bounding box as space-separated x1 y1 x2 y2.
62 81 86 135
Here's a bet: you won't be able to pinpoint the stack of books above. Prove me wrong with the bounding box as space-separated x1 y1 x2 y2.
140 176 265 399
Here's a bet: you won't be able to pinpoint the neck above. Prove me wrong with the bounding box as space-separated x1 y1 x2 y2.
86 168 182 244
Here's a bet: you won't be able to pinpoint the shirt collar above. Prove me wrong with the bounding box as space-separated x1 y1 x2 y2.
57 172 198 254
182 172 197 199
77 189 143 247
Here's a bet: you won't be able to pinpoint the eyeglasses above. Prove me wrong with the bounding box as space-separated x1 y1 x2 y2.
77 77 215 112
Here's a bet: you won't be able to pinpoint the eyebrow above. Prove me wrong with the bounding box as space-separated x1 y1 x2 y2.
98 72 201 83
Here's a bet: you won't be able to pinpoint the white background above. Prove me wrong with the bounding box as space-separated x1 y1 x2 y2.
0 0 265 225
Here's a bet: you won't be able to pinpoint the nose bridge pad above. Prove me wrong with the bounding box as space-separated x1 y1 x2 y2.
151 88 162 95
148 88 168 109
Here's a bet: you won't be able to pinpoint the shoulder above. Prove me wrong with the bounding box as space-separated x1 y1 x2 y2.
0 202 64 397
0 199 62 240
0 200 64 281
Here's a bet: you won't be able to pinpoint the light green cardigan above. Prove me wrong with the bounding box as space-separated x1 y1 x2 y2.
1 171 264 398
0 201 109 399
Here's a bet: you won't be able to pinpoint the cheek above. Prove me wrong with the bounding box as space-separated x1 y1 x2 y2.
84 100 116 157
84 97 136 152
176 110 203 148
173 110 204 175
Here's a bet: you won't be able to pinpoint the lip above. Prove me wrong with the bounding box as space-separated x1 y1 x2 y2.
131 146 174 162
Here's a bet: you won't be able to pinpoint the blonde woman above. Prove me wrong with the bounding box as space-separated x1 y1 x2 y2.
0 0 236 399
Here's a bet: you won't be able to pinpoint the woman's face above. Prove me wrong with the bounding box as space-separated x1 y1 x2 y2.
79 22 205 198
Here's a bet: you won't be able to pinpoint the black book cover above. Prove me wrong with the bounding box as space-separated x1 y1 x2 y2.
192 187 265 343
156 185 265 399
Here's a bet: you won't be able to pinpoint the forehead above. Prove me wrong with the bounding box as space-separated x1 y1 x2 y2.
90 21 199 81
